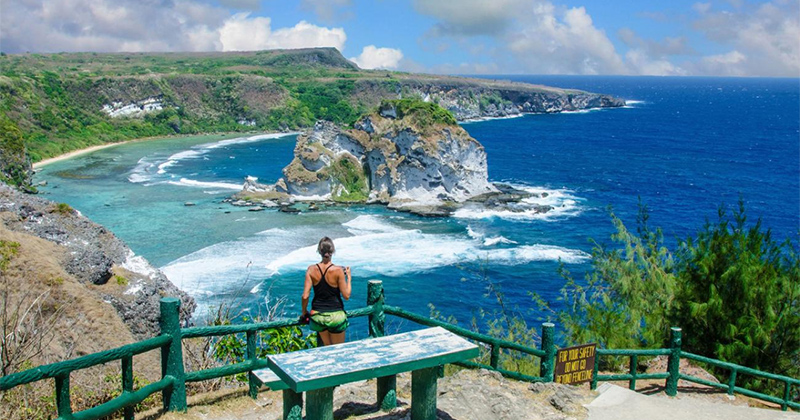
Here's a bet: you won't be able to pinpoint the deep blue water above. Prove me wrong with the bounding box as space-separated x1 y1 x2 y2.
34 76 800 339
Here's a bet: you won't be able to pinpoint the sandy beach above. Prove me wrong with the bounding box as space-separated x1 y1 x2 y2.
33 141 132 169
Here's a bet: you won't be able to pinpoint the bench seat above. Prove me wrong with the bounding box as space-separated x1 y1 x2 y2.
252 367 289 391
267 327 478 420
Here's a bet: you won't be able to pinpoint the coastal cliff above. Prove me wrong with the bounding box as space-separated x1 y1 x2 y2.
0 48 624 177
0 183 195 339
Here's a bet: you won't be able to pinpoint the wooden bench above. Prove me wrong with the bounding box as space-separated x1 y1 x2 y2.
254 326 478 420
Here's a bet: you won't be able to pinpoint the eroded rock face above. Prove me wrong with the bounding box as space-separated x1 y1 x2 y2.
275 109 498 213
0 184 195 338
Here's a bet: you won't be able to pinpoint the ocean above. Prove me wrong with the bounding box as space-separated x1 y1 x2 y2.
33 76 800 339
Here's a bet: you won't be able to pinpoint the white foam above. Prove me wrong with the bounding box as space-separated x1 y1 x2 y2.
454 185 584 221
128 157 156 183
164 214 590 300
204 132 298 150
167 178 242 190
121 250 160 280
483 236 517 246
466 225 483 240
264 216 589 277
461 114 525 124
342 215 401 235
128 132 296 186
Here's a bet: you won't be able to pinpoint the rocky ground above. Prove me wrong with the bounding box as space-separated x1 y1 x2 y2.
143 369 596 420
0 183 194 338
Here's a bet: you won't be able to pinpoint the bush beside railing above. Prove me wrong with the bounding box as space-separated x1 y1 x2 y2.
0 281 797 420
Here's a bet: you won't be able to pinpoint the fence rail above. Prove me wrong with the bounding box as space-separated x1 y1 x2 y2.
1 282 797 419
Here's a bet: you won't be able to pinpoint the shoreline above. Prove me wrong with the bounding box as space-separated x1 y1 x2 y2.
33 141 134 169
31 130 295 169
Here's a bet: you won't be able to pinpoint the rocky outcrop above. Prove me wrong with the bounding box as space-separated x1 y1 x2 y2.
238 100 501 215
352 78 626 121
0 183 195 338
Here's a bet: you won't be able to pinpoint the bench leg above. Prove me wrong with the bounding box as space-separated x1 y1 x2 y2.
282 389 303 420
377 374 397 411
306 387 334 420
411 367 438 420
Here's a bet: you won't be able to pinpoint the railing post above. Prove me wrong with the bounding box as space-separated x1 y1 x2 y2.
490 343 500 369
629 354 638 390
160 297 187 412
666 327 682 397
122 356 134 420
782 381 790 411
247 330 259 399
55 373 72 419
540 322 555 382
591 352 599 390
368 280 396 411
727 368 737 397
367 280 385 338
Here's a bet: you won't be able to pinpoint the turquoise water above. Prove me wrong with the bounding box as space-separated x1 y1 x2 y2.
34 76 800 337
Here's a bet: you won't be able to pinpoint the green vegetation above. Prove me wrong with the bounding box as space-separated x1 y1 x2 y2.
536 201 800 396
0 117 30 188
479 92 512 112
113 275 129 286
0 240 20 271
380 98 457 128
51 203 73 215
327 156 369 203
0 50 375 166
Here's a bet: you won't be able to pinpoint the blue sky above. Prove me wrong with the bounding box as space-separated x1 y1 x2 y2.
2 0 798 76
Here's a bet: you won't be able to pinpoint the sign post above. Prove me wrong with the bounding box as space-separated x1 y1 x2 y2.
554 343 597 385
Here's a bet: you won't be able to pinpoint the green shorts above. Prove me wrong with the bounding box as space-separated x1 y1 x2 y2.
309 310 349 334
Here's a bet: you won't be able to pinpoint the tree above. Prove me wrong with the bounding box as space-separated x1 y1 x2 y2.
542 202 676 354
540 200 800 392
673 201 800 382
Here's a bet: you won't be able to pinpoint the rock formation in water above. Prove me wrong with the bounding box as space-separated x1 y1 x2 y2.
236 100 552 216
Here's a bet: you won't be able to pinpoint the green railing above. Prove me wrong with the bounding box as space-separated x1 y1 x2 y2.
0 281 797 420
590 327 800 411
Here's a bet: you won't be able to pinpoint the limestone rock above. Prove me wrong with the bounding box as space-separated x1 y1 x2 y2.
0 183 195 338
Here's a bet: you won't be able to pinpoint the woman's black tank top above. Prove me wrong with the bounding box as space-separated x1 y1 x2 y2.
311 264 344 312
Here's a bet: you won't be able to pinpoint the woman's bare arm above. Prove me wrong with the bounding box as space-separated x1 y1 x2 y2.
302 267 313 314
339 266 352 300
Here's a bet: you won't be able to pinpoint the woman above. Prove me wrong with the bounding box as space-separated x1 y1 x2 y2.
302 237 352 346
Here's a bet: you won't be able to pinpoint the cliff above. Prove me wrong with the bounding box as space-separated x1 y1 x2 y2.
0 183 195 339
238 100 500 215
0 48 624 175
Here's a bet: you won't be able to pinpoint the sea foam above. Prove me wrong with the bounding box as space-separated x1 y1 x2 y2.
164 214 589 299
455 185 584 221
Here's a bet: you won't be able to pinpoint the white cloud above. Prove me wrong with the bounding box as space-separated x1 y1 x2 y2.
301 0 353 23
0 0 347 54
413 0 527 36
415 0 799 76
268 21 347 51
691 0 800 77
350 45 403 69
507 4 629 74
694 50 748 76
625 50 687 76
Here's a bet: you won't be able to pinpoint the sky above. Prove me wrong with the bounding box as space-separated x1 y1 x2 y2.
1 0 798 77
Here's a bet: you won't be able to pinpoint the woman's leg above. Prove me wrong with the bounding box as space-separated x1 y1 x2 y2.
328 331 345 345
317 330 331 346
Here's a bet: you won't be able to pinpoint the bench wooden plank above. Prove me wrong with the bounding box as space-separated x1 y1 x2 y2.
251 368 290 391
267 327 478 393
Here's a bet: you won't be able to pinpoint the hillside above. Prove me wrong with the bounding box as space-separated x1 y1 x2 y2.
0 48 623 188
